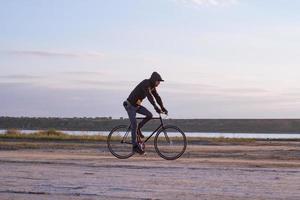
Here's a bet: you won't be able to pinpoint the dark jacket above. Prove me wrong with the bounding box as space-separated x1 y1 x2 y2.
127 75 164 108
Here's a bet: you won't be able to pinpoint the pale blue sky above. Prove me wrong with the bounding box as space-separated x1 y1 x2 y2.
1 0 300 118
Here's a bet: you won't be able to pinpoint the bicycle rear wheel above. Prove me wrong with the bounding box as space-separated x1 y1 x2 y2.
107 125 134 159
154 125 187 160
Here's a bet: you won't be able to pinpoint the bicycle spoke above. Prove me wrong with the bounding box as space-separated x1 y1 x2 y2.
163 130 171 143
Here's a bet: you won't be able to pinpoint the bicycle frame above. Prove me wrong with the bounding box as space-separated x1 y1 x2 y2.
125 114 166 144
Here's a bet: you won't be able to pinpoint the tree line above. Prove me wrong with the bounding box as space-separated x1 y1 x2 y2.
1 117 300 133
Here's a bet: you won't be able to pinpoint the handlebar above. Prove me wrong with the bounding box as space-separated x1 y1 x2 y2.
159 112 168 119
159 111 167 115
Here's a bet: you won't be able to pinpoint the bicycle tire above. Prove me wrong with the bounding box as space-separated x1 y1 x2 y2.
154 125 187 160
107 125 134 159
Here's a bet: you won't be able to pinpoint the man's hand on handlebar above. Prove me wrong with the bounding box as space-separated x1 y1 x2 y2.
161 107 168 115
154 105 168 115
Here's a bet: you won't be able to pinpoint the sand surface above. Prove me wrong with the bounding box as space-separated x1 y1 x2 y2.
0 141 300 199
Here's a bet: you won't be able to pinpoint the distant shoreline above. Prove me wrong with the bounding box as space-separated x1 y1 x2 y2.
1 129 300 142
1 117 300 133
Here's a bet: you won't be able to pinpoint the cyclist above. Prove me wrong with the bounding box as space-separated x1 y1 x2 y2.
123 72 168 154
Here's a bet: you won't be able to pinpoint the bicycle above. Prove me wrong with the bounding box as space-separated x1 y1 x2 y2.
107 113 187 160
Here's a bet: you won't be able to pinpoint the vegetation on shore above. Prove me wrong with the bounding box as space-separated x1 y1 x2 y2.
1 129 107 142
2 129 300 151
0 128 258 142
0 129 257 150
1 116 300 133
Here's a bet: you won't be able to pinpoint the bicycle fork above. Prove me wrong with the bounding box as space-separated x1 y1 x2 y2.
162 129 172 145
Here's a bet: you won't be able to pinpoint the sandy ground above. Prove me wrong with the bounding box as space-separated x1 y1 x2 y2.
0 141 300 200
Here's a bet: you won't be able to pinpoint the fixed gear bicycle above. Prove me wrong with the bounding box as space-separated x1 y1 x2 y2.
107 113 187 160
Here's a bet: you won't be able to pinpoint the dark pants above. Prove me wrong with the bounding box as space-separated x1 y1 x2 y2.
123 101 153 146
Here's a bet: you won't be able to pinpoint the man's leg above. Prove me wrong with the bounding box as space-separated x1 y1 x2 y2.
136 106 153 130
125 105 138 146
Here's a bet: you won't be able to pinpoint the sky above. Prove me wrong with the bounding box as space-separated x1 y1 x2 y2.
1 0 300 118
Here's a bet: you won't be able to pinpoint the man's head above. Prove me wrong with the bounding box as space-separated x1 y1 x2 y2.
150 72 164 87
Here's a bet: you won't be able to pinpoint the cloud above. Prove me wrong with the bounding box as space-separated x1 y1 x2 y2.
162 81 269 97
1 50 104 59
1 81 300 118
0 82 127 118
174 0 238 6
0 75 42 80
0 74 43 84
60 70 116 79
73 80 135 91
0 74 271 98
62 71 107 76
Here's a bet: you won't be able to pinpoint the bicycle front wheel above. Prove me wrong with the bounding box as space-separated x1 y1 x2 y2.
154 125 187 160
107 125 134 159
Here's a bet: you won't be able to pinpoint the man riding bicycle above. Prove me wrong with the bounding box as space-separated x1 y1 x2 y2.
123 72 168 154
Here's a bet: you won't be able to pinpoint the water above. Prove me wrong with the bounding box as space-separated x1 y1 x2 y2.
1 129 300 139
